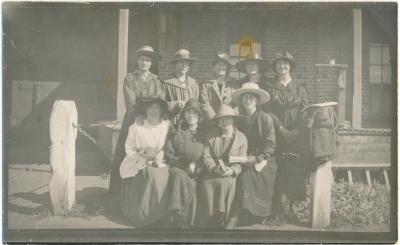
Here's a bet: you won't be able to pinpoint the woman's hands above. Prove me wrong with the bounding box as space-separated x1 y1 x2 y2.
213 165 234 177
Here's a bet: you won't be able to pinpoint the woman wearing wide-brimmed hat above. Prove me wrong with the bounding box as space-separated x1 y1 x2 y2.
109 45 165 195
196 104 247 229
199 52 241 121
163 49 199 126
235 53 271 92
164 100 207 228
119 95 171 228
225 82 277 228
264 50 309 225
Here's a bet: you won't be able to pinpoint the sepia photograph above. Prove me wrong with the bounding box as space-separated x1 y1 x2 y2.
2 1 397 243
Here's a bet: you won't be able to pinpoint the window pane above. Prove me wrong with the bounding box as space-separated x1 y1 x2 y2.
382 66 391 84
382 47 391 65
369 66 382 84
369 45 381 65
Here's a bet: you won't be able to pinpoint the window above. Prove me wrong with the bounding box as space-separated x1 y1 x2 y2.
368 43 392 128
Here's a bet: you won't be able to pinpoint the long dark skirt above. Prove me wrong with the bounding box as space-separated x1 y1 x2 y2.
108 111 135 195
120 166 170 228
167 167 197 226
235 159 277 217
275 155 308 201
195 175 236 228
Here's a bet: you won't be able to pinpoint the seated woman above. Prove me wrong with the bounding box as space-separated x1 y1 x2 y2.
196 104 247 229
164 100 206 228
225 82 277 228
119 96 170 228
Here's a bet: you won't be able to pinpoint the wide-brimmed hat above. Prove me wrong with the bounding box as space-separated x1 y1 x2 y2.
135 45 160 61
213 52 234 68
235 53 271 73
140 96 169 115
271 50 296 73
171 49 198 64
210 104 241 123
232 82 270 106
181 99 203 117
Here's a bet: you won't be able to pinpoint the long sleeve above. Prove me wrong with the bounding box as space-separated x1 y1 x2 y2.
199 83 216 120
194 82 200 101
231 133 247 176
256 114 276 162
125 124 138 156
202 143 217 173
123 76 136 114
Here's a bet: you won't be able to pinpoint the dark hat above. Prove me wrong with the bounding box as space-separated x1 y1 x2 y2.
235 53 270 73
213 52 234 68
140 96 169 115
181 99 203 116
210 104 242 123
135 45 160 61
232 82 270 106
171 49 198 64
272 50 296 73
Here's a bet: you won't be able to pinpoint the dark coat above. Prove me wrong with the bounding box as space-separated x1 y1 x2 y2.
199 77 241 120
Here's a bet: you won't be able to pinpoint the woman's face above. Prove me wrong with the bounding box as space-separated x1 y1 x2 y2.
217 116 234 130
275 60 291 74
137 55 152 73
245 61 259 75
241 93 258 111
175 60 190 76
146 102 162 120
184 109 200 126
213 61 229 77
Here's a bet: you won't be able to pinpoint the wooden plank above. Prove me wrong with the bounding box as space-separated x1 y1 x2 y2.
311 161 332 229
333 162 390 168
365 170 372 186
383 169 390 190
49 100 78 215
347 170 353 185
117 9 129 121
352 9 362 128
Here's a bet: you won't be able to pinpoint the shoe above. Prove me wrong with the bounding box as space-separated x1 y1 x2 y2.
225 216 239 229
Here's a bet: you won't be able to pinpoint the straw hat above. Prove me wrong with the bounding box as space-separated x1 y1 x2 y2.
135 45 160 61
271 50 296 73
211 104 242 123
171 49 198 64
213 52 235 68
232 82 270 106
235 53 270 73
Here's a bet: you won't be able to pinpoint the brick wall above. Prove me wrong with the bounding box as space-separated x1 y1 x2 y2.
159 9 354 108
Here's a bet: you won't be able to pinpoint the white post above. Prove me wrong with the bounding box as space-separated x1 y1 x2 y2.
311 161 332 229
49 100 78 215
352 9 362 128
117 9 129 121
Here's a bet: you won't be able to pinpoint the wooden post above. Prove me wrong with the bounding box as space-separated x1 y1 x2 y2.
49 100 78 215
352 9 362 128
383 169 390 190
337 67 347 123
347 169 353 185
365 170 372 186
117 9 129 121
311 161 332 229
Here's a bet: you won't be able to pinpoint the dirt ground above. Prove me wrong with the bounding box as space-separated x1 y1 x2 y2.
6 141 390 232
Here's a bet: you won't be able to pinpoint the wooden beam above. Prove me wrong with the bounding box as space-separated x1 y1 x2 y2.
117 9 129 121
347 169 353 185
49 100 77 215
383 169 390 189
352 9 362 128
311 161 332 229
365 170 372 186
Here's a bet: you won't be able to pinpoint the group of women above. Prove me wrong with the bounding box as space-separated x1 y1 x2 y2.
108 45 310 229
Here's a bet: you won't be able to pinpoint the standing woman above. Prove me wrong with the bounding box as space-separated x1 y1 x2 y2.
109 46 165 195
163 49 199 126
119 96 170 228
235 53 270 92
225 82 277 228
164 100 206 228
264 50 309 223
200 52 241 121
196 104 247 228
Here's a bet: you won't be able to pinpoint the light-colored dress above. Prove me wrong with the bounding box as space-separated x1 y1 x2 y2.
119 119 170 228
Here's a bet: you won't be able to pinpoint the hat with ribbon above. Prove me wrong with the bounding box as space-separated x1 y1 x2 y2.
171 49 198 64
235 53 271 73
135 45 160 61
232 82 271 106
271 50 296 73
213 52 235 68
211 104 242 123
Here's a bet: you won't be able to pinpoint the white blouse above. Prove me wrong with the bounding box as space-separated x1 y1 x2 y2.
119 119 170 179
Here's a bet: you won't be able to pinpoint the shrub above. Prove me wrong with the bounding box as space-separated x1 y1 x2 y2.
293 181 390 228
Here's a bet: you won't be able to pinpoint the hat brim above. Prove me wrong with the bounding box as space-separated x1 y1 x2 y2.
213 57 235 68
210 114 243 123
272 58 296 73
170 58 198 64
232 88 270 106
235 59 271 73
135 51 161 61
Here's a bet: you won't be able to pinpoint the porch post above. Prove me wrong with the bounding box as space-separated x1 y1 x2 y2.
352 9 362 128
117 9 129 121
